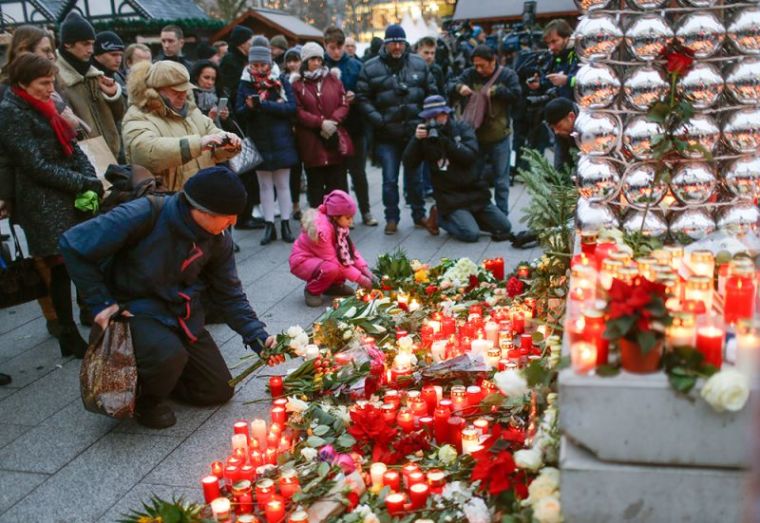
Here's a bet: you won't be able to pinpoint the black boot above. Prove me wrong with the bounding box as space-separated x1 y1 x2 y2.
0 373 11 386
260 222 277 245
59 324 88 358
281 220 294 243
135 399 176 429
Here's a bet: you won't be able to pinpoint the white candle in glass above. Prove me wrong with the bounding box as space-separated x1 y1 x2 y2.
370 462 387 488
231 433 248 454
737 321 760 377
484 321 499 345
688 250 715 278
470 338 492 356
427 320 441 334
210 497 231 521
251 419 267 450
431 340 447 362
461 427 480 454
570 341 596 374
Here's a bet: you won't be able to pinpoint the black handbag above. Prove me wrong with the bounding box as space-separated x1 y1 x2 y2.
0 223 48 309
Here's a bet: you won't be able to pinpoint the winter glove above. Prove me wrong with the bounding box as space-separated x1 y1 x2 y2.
84 177 105 197
321 119 338 139
74 190 100 214
245 328 270 354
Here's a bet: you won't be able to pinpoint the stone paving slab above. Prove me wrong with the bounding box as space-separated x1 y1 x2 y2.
0 470 49 516
0 317 53 364
0 338 70 390
0 424 32 451
96 483 200 523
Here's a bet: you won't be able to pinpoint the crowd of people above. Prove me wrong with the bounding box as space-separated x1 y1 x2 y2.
0 13 579 425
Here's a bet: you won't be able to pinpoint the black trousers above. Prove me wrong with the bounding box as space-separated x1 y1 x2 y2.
305 164 348 208
345 134 370 215
290 163 302 205
238 169 262 221
130 316 233 407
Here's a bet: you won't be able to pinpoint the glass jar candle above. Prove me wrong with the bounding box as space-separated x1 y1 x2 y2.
583 307 609 365
599 258 623 291
685 275 713 314
696 315 724 369
664 245 684 270
666 312 696 349
636 256 658 279
736 319 760 377
689 250 715 278
724 259 756 325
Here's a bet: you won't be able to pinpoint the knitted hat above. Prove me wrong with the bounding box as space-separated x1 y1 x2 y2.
59 11 96 45
384 24 406 44
544 97 576 126
94 31 124 55
270 34 288 51
419 95 452 119
300 42 324 63
284 46 302 62
229 25 254 48
183 166 247 216
147 60 196 91
320 190 356 217
248 36 271 64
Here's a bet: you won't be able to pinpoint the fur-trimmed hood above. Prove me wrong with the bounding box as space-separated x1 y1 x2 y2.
127 60 196 116
288 67 341 85
300 208 323 243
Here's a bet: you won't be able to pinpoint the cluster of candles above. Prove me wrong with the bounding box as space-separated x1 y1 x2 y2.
569 233 760 375
202 409 304 522
368 462 448 515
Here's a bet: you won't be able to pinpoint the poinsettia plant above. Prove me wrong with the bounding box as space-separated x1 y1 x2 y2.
603 276 673 354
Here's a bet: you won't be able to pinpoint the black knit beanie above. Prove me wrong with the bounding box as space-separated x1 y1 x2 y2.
59 11 96 46
183 166 247 216
544 97 576 126
94 31 124 55
229 25 254 48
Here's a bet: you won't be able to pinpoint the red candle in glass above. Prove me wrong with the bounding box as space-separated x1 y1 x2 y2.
255 478 275 510
265 448 277 465
427 469 446 494
268 376 284 397
385 492 407 515
513 313 525 335
401 462 420 486
249 449 262 467
240 464 256 482
466 386 483 413
279 472 300 500
234 420 250 438
582 309 609 365
201 475 221 503
397 409 415 432
238 492 254 514
442 317 457 336
409 482 430 509
421 385 438 415
419 324 434 347
725 272 756 325
265 497 286 523
223 465 239 486
211 460 225 478
384 390 401 410
408 470 426 487
419 416 433 434
447 416 465 452
271 406 286 425
433 406 450 443
410 397 428 417
696 326 724 369
381 403 397 425
383 470 401 492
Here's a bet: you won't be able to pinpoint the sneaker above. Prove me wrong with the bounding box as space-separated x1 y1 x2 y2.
384 221 398 235
304 288 323 307
324 283 355 296
134 401 177 429
362 213 378 226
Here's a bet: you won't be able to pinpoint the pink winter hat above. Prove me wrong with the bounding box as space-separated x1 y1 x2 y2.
320 190 356 217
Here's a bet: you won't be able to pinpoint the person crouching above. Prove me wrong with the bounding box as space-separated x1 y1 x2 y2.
290 190 374 307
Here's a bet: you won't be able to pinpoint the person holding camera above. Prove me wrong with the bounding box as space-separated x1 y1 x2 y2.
451 44 521 219
403 96 512 243
356 24 437 235
535 20 578 102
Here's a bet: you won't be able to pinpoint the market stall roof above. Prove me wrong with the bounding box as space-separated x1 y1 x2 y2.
452 0 578 22
212 8 323 44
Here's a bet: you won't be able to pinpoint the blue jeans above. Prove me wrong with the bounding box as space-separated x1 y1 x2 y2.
437 204 512 243
477 137 511 216
376 141 425 223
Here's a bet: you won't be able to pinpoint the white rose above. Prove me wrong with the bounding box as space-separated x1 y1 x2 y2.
514 446 543 471
701 369 750 412
411 259 423 271
438 444 458 465
364 515 380 523
398 335 414 351
463 497 490 523
295 332 310 347
303 344 320 360
287 325 305 338
533 495 562 523
286 396 308 413
493 369 528 398
300 447 318 461
343 330 353 340
528 472 559 503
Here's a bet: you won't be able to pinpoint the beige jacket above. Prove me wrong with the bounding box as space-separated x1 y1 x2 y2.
56 52 125 158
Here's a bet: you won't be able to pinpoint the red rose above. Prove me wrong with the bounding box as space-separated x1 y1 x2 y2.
507 276 525 298
665 51 693 76
425 284 438 295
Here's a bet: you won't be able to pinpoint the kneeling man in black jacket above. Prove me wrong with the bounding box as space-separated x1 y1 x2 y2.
403 96 512 243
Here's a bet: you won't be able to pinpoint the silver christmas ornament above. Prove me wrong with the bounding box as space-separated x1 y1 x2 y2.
625 15 673 61
623 65 669 111
575 198 619 232
717 201 760 234
670 161 717 205
678 0 717 6
725 57 760 105
623 209 669 238
723 108 760 154
574 111 621 156
623 162 667 209
576 156 621 202
623 115 664 160
669 209 716 240
673 114 720 158
727 7 760 55
676 62 724 110
575 63 621 108
629 0 667 8
574 0 612 11
575 14 624 61
675 12 725 59
725 155 760 200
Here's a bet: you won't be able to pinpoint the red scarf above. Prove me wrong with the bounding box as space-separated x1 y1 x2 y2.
252 73 282 102
12 86 75 157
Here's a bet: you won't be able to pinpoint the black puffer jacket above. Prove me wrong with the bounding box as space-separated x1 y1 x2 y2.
356 45 437 143
0 88 100 256
402 119 489 217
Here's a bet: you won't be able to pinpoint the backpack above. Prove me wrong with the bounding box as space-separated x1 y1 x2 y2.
99 164 171 215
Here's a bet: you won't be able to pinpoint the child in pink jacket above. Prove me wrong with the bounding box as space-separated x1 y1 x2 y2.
290 190 374 307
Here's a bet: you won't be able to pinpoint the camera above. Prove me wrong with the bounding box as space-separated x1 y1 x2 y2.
425 119 440 139
219 134 232 147
248 93 260 106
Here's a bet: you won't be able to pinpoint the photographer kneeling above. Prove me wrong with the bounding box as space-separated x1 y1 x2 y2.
403 96 512 243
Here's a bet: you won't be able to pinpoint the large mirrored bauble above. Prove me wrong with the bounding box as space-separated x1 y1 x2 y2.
678 0 717 6
575 0 612 11
717 201 760 235
725 156 760 200
576 156 621 201
576 198 619 232
669 209 716 240
676 62 724 109
623 210 668 238
625 15 674 61
575 63 621 108
629 0 667 8
673 114 720 158
574 111 621 155
575 14 624 60
676 13 725 58
725 57 760 105
623 65 669 110
623 162 667 208
723 108 760 154
623 115 664 160
727 7 760 55
670 162 717 204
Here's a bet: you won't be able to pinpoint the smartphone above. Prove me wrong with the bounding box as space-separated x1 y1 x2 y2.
217 97 228 113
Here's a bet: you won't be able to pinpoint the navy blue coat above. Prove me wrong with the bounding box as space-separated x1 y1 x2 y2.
235 76 299 171
59 194 268 347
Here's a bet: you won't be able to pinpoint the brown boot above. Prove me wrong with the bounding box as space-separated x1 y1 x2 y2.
304 288 323 307
425 206 440 236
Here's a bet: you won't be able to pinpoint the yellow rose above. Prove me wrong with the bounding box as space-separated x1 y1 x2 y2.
414 269 429 283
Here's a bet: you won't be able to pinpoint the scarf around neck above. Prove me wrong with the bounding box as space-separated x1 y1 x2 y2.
161 95 189 118
59 48 92 77
303 66 329 82
13 86 75 156
336 225 354 267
